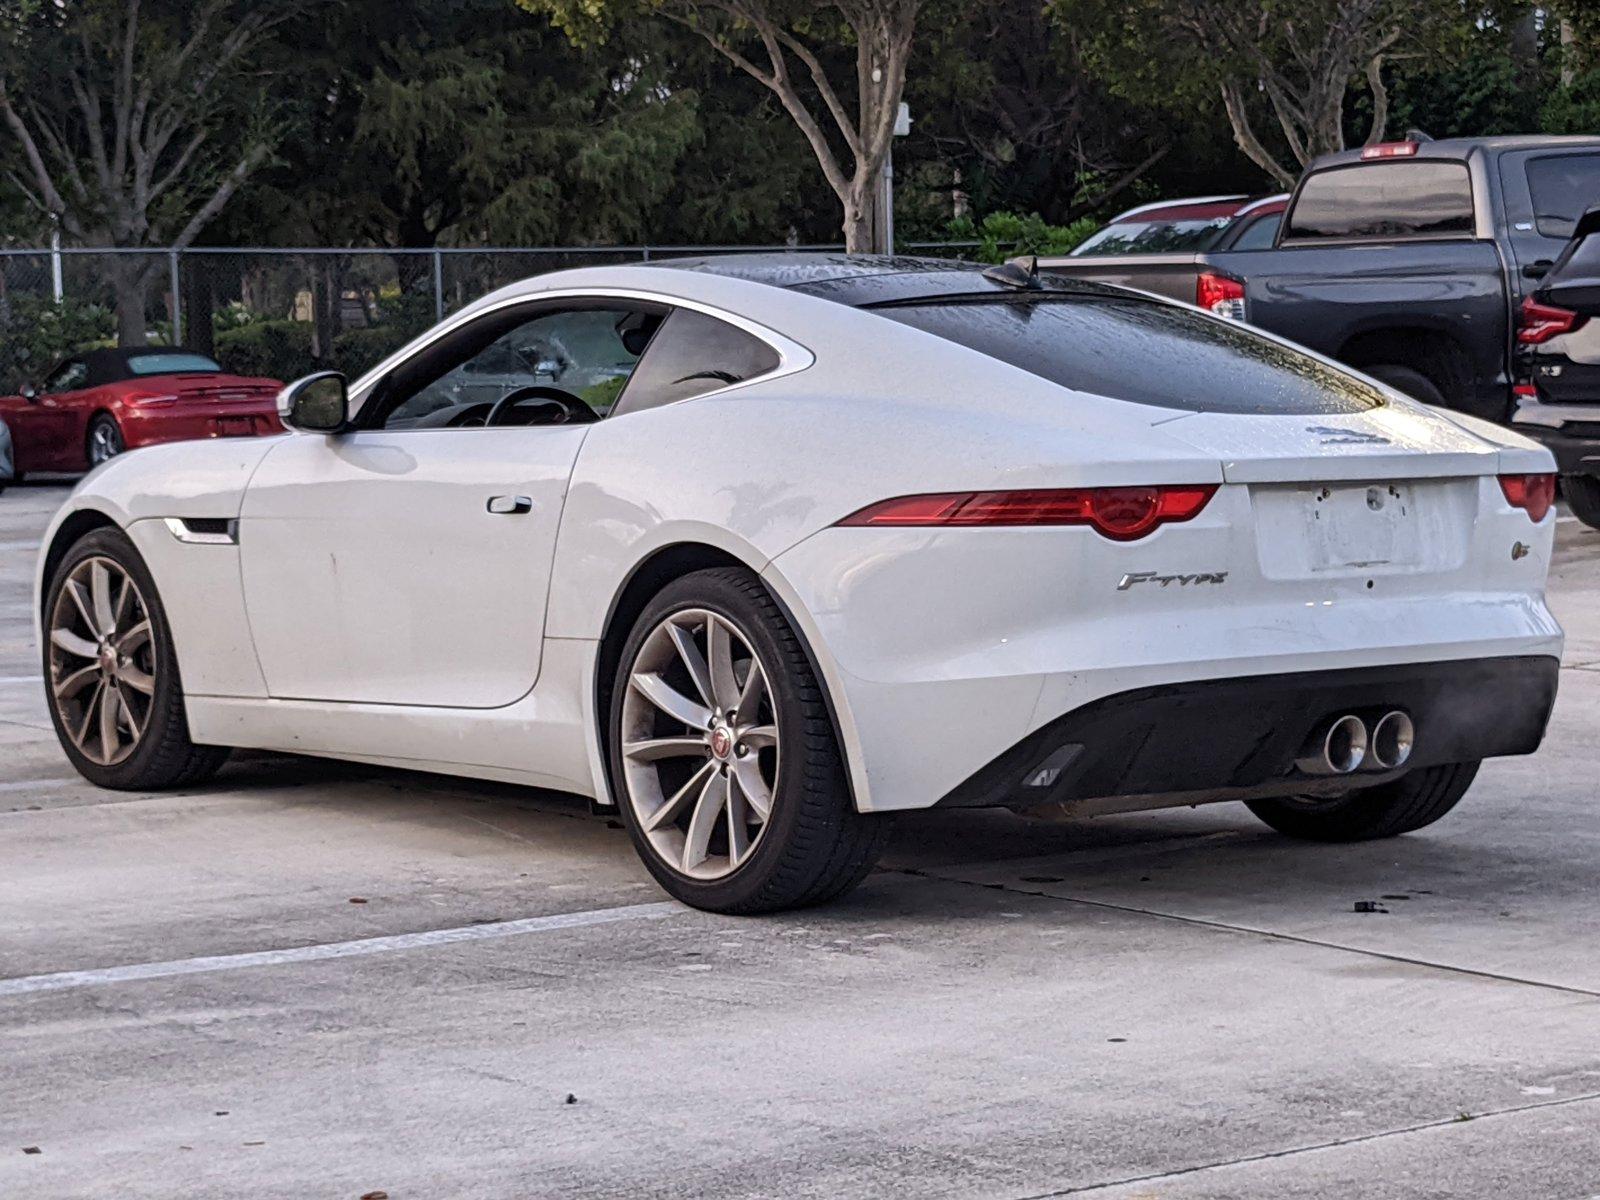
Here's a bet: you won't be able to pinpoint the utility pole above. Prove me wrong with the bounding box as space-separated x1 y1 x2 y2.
873 102 913 256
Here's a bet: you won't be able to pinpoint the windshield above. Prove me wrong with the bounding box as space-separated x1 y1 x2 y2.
1526 154 1600 240
869 296 1386 415
1071 218 1234 257
127 353 221 376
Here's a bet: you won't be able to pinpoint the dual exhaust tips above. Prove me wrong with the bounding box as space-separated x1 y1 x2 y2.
1296 711 1414 776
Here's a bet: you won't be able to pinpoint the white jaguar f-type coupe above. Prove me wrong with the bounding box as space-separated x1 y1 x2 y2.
35 255 1563 913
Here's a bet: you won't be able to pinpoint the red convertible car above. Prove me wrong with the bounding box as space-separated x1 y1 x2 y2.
0 348 282 475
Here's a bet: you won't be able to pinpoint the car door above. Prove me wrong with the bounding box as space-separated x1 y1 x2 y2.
14 359 90 470
238 299 663 709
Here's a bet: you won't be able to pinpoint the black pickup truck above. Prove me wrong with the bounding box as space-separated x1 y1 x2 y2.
1050 136 1600 529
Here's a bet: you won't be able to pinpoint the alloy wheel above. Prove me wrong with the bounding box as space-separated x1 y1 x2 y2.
619 608 780 880
47 556 156 766
89 421 123 465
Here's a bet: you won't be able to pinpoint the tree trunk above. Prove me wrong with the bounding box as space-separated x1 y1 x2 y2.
112 263 151 348
182 264 215 357
842 193 873 255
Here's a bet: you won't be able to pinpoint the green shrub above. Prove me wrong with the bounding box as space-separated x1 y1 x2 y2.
0 295 115 391
946 211 1099 263
331 325 416 378
213 320 315 382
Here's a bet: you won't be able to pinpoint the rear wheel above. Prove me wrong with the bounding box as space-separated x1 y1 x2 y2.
1245 761 1480 842
43 528 229 790
609 567 891 914
1362 364 1445 406
87 414 125 466
1563 474 1600 531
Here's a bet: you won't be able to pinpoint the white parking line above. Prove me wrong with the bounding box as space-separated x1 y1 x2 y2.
0 901 682 997
0 675 43 685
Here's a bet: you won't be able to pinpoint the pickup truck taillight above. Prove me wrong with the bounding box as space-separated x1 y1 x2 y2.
1196 272 1247 322
1517 295 1588 344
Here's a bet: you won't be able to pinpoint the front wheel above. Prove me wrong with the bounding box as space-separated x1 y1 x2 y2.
609 567 891 914
1245 761 1480 842
43 527 230 789
86 414 125 466
1563 474 1600 531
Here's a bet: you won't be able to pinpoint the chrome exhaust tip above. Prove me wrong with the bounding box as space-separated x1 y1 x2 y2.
1296 714 1368 776
1369 710 1415 771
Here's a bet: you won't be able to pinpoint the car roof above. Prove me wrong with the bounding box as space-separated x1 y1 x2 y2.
71 347 219 388
1105 195 1253 223
661 253 1125 307
1309 135 1600 172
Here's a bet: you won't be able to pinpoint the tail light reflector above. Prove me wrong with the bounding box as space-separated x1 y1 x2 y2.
837 485 1218 541
1498 473 1557 522
1196 272 1247 322
1517 295 1587 344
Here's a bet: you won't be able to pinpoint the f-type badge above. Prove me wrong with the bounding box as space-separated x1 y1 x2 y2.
1118 571 1229 591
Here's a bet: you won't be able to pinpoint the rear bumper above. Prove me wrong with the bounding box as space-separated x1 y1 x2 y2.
940 656 1560 811
121 406 282 449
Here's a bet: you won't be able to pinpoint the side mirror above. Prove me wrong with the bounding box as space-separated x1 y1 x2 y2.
1536 204 1600 318
19 384 38 402
277 371 348 433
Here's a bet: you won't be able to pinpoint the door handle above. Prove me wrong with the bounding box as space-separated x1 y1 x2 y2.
487 495 534 515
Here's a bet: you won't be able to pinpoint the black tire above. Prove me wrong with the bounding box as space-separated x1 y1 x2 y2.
42 527 230 790
1563 474 1600 532
1362 364 1446 406
1245 761 1480 842
86 413 125 467
608 567 892 914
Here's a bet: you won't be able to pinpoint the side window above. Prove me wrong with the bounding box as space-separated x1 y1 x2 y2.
376 306 661 430
613 308 781 417
1284 162 1475 243
1525 154 1600 240
1227 213 1282 251
44 360 88 393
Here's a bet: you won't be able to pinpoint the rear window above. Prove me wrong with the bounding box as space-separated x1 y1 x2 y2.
127 352 221 375
1285 161 1474 242
1227 213 1282 251
869 296 1386 415
1072 218 1233 256
1525 154 1600 240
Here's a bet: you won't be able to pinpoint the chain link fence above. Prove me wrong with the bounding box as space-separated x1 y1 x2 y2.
0 241 986 388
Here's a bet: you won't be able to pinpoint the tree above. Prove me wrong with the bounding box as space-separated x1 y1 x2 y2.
0 0 304 344
521 0 924 253
1063 0 1461 190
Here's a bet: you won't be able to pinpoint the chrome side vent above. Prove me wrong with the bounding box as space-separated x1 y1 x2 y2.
163 517 239 546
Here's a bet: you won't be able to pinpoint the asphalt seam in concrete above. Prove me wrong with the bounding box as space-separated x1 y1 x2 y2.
0 900 682 997
1009 1089 1600 1197
893 868 1600 1000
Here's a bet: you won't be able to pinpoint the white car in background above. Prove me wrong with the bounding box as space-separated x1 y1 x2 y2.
34 255 1563 913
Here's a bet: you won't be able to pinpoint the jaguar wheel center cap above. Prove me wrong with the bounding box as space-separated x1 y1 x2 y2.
708 727 734 761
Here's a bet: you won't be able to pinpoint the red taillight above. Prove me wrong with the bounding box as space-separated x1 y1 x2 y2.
836 485 1218 541
1196 272 1247 321
1498 473 1557 523
1517 295 1587 344
1361 141 1420 159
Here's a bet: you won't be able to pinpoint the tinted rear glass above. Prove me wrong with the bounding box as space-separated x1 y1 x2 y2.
1525 154 1600 239
616 307 781 415
870 297 1386 415
1227 213 1281 251
127 352 221 375
1072 218 1233 256
1285 161 1474 242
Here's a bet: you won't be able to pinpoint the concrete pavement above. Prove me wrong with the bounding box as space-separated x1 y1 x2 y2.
2 479 1598 1199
